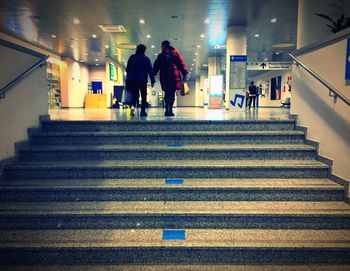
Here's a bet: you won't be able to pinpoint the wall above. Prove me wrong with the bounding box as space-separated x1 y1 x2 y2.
291 35 350 193
177 80 196 107
251 70 292 107
0 65 47 161
60 59 89 107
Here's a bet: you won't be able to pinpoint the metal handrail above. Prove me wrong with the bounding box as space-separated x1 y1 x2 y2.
0 55 49 100
289 53 350 107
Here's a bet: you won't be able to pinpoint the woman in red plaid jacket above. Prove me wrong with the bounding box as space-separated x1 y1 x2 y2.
153 40 188 116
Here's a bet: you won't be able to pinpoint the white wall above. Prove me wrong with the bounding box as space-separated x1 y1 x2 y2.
0 67 47 161
291 36 350 193
177 81 196 107
250 70 292 107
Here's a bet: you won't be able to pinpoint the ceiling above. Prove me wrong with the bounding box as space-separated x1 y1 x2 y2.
0 0 298 80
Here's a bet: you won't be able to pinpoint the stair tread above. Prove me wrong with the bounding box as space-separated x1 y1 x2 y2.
8 160 328 168
0 178 342 189
1 229 350 248
21 144 315 151
3 265 350 271
32 130 304 136
1 201 349 215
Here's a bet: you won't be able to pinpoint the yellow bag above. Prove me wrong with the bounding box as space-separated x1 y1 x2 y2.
182 82 190 95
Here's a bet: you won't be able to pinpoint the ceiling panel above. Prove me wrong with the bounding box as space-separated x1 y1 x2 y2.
0 0 300 80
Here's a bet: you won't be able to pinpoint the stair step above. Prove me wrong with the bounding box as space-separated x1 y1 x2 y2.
0 229 349 264
18 144 316 161
4 160 329 180
41 119 296 132
0 179 343 202
1 201 349 230
3 264 350 271
29 130 305 145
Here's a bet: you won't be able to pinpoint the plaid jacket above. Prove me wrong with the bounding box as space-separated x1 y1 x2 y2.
153 46 188 91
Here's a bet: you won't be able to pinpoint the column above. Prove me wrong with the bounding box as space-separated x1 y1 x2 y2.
225 26 247 111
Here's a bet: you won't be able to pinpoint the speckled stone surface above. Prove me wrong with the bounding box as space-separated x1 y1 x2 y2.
1 115 349 266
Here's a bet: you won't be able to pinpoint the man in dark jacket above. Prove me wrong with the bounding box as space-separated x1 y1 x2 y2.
153 40 188 116
126 44 155 117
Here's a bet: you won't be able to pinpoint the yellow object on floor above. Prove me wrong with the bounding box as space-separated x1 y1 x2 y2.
85 94 107 109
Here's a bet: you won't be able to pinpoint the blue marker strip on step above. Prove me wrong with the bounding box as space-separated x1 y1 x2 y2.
167 143 183 147
163 230 186 240
165 179 184 185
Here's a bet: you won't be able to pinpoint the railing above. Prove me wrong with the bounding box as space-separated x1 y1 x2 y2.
0 56 49 100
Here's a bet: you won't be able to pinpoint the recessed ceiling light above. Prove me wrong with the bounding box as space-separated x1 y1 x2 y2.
270 18 277 23
96 63 99 66
151 45 155 48
70 45 74 48
254 34 260 38
80 60 84 63
73 18 80 24
105 45 109 48
197 45 201 48
275 52 280 55
190 68 193 70
92 34 97 38
264 58 268 61
200 33 205 38
51 34 56 38
191 63 194 66
146 34 151 38
95 59 99 61
139 19 145 24
155 53 158 56
193 59 196 61
204 18 210 24
114 53 118 55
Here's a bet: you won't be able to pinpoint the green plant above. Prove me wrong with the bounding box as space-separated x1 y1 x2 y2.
315 13 350 33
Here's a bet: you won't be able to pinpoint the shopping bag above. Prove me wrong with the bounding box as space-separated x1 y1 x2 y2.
181 82 190 96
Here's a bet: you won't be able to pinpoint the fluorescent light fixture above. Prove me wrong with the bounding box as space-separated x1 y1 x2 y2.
270 18 277 23
139 19 145 24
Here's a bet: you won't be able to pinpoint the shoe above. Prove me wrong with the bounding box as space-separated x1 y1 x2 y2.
140 111 147 117
165 110 171 116
130 107 135 117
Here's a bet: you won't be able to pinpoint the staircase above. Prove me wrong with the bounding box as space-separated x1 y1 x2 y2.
1 118 350 269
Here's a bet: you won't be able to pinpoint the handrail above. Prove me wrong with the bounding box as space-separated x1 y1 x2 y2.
289 53 350 107
0 55 49 100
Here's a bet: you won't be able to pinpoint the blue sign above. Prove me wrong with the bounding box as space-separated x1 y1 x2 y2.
165 179 184 185
346 38 350 80
163 230 186 240
230 55 247 62
230 94 245 108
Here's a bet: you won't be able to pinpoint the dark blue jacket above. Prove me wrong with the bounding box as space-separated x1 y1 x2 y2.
126 52 155 84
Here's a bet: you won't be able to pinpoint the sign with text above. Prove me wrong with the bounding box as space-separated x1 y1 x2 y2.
247 61 292 70
229 55 247 89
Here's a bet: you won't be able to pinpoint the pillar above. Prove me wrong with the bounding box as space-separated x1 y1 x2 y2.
225 26 247 110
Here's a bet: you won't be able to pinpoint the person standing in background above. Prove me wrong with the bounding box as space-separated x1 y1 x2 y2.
248 81 257 109
153 40 188 117
125 44 155 117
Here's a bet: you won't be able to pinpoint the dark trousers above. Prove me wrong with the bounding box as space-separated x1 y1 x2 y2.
164 89 176 108
249 95 256 108
126 81 147 109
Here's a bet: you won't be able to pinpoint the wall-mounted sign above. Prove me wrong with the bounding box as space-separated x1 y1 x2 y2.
247 62 292 70
346 38 350 80
229 55 247 89
109 63 115 80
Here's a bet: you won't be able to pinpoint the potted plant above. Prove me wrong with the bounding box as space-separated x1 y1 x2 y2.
316 13 350 33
